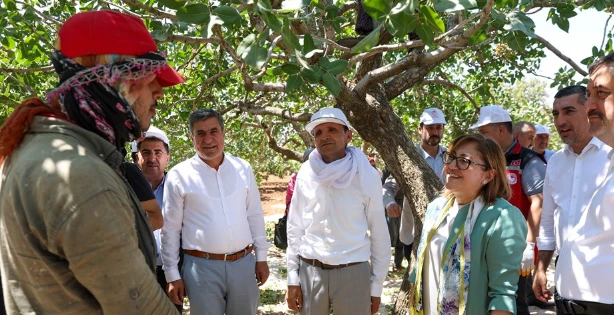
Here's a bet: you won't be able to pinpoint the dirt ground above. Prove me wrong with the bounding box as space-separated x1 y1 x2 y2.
259 175 291 216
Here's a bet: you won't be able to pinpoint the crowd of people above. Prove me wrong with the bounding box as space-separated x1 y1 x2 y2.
0 9 613 315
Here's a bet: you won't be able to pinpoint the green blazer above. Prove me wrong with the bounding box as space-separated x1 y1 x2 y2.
410 196 528 315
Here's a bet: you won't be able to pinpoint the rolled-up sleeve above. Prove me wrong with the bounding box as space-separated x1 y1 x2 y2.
486 207 527 313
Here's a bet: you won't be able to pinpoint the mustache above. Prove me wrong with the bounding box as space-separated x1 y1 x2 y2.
588 109 604 119
145 162 159 167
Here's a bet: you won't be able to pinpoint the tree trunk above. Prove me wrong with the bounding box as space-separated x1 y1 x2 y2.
337 75 444 315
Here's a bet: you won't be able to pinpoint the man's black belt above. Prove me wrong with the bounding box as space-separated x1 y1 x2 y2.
299 256 364 270
555 295 614 315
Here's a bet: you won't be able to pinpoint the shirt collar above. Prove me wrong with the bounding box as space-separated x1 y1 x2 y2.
417 144 445 159
563 137 604 157
193 153 226 171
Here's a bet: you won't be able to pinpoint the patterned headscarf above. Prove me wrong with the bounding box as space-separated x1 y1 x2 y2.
0 50 170 164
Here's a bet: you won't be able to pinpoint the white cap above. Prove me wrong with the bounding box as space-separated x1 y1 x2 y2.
535 124 550 135
130 141 138 153
419 108 446 125
469 105 512 129
139 126 170 145
305 108 352 133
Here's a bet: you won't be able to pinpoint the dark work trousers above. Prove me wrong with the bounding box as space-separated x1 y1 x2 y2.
156 266 183 313
516 275 530 315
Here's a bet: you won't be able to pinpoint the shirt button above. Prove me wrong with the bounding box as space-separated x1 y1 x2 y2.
129 288 140 300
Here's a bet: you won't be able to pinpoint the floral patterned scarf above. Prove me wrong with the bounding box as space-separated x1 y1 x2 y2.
410 196 485 315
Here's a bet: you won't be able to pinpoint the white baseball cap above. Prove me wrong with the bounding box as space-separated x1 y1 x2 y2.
469 105 512 129
305 108 352 134
139 126 170 145
419 108 446 125
535 124 550 135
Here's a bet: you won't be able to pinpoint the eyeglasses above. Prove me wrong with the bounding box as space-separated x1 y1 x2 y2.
442 152 488 170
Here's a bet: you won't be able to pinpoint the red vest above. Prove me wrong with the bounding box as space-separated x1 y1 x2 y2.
505 141 545 218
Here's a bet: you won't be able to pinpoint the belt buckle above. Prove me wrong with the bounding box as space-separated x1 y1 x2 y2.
205 252 210 260
224 253 228 261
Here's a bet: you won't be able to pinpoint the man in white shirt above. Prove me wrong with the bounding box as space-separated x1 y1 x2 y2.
542 54 614 314
532 86 611 311
286 108 390 315
417 108 447 182
161 109 270 315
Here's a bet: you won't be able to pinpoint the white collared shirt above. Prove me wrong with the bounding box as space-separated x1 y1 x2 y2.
538 138 611 253
416 144 446 183
161 154 270 282
555 145 614 302
286 163 390 297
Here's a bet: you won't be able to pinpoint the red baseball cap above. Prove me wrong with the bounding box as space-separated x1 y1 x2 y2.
58 11 184 87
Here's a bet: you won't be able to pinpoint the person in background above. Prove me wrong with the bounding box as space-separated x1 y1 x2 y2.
285 148 314 216
533 124 555 162
417 108 448 183
409 134 527 315
513 121 537 149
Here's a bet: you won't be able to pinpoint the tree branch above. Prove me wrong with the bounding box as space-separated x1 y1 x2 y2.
534 33 588 76
422 79 479 110
601 14 613 51
119 0 179 21
260 120 302 162
237 102 311 121
0 66 54 73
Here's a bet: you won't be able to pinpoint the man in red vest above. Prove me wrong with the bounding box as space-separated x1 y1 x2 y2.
471 105 547 315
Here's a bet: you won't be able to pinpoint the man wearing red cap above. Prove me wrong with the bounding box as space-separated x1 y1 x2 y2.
0 10 184 314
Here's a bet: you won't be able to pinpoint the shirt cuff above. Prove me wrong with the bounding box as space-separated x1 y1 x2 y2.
164 267 181 283
536 237 555 251
255 250 268 262
370 283 383 297
288 270 300 286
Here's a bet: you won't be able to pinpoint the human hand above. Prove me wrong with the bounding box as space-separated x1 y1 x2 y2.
167 279 185 305
255 261 270 286
386 203 402 218
286 285 303 312
371 296 381 314
520 242 535 277
532 269 553 302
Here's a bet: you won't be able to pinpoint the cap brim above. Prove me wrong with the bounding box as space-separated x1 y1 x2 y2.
305 117 351 133
155 65 185 87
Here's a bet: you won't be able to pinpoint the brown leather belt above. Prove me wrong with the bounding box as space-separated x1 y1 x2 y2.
299 256 363 270
185 245 253 262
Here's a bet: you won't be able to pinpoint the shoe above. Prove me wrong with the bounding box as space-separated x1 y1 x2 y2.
528 296 555 309
392 265 404 273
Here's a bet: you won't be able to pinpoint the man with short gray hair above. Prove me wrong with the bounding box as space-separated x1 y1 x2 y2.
161 109 270 315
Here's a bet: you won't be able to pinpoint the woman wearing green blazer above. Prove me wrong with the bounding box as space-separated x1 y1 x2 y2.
409 134 527 315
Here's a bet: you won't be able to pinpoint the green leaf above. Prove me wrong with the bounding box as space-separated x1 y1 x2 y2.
506 31 528 52
303 33 316 54
176 4 210 24
362 0 392 20
301 67 323 84
286 74 302 93
351 24 382 53
258 9 282 32
201 14 223 38
326 59 349 75
504 11 536 38
213 6 241 25
158 0 186 10
243 45 268 69
237 34 257 57
281 63 301 74
433 0 477 12
322 72 341 96
281 18 301 50
419 6 445 32
387 11 411 38
390 0 418 15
